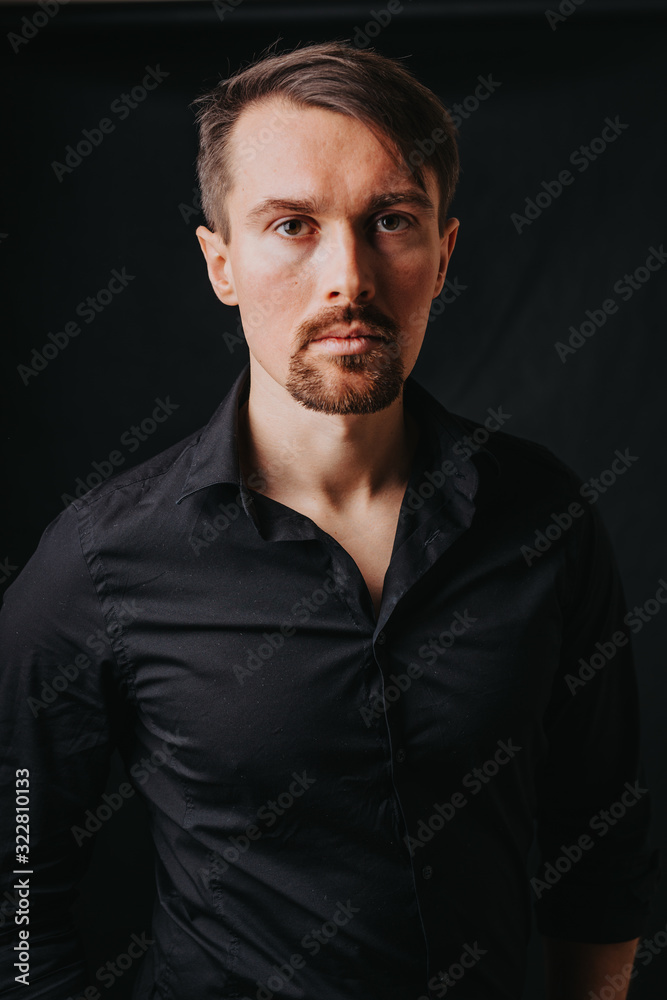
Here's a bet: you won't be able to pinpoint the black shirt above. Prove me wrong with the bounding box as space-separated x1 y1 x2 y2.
0 361 660 999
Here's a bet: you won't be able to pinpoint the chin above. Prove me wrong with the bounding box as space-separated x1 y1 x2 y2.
284 350 405 415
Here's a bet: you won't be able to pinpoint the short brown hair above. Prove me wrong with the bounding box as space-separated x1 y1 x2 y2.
193 40 460 243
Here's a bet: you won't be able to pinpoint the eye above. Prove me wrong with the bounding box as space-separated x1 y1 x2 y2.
375 213 410 233
275 219 314 237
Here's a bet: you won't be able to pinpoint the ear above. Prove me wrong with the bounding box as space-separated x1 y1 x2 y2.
196 225 238 306
433 217 460 299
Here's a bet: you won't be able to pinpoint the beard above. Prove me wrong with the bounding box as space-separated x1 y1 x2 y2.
284 303 406 415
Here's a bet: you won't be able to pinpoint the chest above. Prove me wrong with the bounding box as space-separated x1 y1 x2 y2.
111 484 566 790
120 525 562 796
299 497 405 620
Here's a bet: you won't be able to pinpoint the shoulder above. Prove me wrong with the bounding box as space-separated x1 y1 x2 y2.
66 425 204 514
440 405 586 508
407 378 584 507
436 405 614 579
2 423 208 622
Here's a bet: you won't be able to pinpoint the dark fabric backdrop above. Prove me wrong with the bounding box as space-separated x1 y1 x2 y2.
2 0 666 996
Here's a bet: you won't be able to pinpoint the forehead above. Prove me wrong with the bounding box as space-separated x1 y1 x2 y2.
226 96 438 213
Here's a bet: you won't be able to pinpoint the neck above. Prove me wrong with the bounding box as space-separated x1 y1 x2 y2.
237 367 419 512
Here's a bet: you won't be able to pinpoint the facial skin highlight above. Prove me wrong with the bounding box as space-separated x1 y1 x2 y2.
197 96 459 419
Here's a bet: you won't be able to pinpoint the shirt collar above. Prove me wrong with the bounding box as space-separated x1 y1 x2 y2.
176 362 251 505
175 361 500 507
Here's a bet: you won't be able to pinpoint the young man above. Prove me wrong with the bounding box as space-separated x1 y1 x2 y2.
0 41 659 1000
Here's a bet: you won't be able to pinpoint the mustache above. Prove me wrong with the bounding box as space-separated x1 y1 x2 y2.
295 303 402 349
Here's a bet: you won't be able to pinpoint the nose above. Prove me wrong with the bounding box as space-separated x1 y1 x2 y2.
318 225 375 305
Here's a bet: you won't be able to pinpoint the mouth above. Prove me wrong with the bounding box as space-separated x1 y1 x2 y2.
311 325 385 342
309 325 390 355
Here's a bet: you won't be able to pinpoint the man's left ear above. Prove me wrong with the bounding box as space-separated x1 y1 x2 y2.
196 225 238 306
434 217 460 297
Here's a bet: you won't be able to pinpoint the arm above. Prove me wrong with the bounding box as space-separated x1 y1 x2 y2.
532 494 660 958
543 936 639 1000
0 503 124 996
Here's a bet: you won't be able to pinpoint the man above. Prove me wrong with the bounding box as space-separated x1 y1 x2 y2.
0 40 660 1000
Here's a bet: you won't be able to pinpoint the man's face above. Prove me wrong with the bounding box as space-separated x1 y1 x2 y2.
197 97 459 415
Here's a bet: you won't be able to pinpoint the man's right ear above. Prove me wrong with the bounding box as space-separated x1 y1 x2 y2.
196 226 238 306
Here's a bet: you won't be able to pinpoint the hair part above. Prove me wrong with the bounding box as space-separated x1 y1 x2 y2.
192 40 460 245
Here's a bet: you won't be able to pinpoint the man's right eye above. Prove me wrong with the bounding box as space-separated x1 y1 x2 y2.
275 219 314 237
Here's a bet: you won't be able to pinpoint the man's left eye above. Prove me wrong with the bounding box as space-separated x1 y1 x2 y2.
376 214 409 232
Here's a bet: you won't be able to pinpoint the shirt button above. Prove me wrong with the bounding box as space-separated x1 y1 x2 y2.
395 749 406 764
376 631 386 644
422 865 433 880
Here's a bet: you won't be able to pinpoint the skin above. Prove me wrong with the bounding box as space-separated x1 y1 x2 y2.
196 94 641 994
543 937 639 999
196 96 458 518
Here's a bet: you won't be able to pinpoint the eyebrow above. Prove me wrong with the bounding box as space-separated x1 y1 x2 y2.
245 190 436 226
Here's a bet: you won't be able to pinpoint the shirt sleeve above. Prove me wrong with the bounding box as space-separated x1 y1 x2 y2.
0 503 126 996
532 494 661 942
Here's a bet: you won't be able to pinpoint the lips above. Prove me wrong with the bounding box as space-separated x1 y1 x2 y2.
311 326 385 342
308 329 391 356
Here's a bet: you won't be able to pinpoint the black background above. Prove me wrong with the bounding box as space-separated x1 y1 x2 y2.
2 0 666 996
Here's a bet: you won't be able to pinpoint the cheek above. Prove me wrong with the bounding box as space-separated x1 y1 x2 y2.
234 265 309 362
387 256 441 339
382 237 441 292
